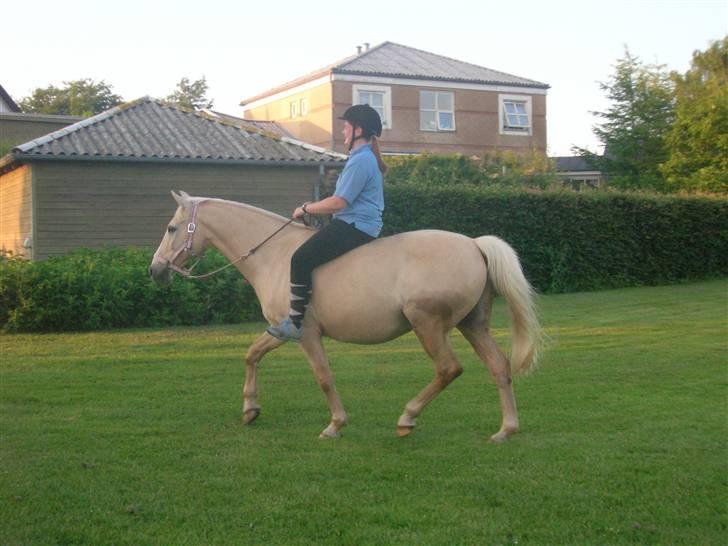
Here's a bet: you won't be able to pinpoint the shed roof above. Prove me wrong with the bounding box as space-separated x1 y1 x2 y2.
242 41 548 105
1 97 346 173
554 156 600 172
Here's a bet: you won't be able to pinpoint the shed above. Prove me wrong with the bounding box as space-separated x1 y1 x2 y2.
0 97 346 259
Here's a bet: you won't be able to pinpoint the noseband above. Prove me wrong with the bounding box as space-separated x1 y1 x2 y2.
154 199 295 280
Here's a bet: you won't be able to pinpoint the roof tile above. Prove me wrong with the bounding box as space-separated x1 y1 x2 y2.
12 98 346 165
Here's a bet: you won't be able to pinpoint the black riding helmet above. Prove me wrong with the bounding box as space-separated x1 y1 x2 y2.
339 104 383 141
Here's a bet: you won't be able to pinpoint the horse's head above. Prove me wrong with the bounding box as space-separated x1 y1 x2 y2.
149 191 209 285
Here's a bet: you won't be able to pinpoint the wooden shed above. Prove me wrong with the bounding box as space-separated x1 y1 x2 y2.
0 98 346 259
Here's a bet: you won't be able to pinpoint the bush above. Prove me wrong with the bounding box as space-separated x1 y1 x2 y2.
383 185 728 293
0 247 262 333
384 151 559 189
2 187 726 332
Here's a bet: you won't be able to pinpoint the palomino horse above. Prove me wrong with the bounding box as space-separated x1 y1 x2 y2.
149 191 540 442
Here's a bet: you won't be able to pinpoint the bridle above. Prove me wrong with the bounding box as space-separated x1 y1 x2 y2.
154 200 294 280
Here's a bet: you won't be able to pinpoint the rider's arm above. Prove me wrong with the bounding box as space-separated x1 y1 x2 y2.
293 195 347 219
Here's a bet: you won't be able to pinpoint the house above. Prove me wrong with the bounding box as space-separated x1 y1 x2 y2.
1 84 85 153
0 97 346 259
241 41 549 156
554 156 604 189
0 84 21 113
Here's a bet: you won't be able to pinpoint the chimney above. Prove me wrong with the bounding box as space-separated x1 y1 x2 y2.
364 42 370 51
356 45 362 55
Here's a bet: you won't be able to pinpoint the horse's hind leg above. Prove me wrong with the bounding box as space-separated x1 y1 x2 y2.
397 305 463 437
457 286 519 443
242 332 285 424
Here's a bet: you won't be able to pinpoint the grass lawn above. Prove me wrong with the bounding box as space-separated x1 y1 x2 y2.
1 280 726 545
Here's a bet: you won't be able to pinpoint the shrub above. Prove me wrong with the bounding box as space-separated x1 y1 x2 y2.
384 151 559 189
383 185 728 293
0 247 261 333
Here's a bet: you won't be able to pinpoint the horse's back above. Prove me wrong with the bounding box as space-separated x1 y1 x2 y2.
311 230 488 343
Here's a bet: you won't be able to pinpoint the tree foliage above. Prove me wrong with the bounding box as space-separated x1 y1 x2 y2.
576 49 675 191
165 76 214 110
660 37 728 193
19 79 123 117
383 150 557 189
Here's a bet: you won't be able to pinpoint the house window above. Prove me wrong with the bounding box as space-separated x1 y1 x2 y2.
300 98 309 116
352 84 392 129
289 100 299 119
420 90 455 131
499 94 532 135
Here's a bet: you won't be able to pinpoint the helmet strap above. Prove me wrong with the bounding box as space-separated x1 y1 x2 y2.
348 125 367 151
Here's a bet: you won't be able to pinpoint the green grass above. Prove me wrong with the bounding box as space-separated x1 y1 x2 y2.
1 280 726 545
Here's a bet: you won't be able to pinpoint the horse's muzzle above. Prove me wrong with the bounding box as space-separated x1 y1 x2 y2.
148 259 172 286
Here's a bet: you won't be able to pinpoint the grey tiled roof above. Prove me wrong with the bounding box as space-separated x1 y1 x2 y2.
10 98 346 166
241 41 547 104
554 156 599 172
201 109 294 138
335 42 549 88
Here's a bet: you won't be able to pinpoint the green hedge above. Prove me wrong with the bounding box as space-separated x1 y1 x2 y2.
2 187 726 332
383 185 728 293
0 247 261 333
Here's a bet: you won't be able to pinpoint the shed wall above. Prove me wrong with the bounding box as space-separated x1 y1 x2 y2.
32 161 319 259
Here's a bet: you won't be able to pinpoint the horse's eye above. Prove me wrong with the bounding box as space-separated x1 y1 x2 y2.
167 225 177 234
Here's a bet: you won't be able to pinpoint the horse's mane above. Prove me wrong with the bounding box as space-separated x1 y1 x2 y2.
191 196 314 231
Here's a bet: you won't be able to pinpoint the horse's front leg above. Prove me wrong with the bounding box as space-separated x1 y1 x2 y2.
300 332 347 438
242 332 284 424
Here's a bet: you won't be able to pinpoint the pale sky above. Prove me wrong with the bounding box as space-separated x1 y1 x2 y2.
3 0 726 156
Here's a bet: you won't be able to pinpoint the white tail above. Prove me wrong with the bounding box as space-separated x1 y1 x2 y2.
473 236 541 374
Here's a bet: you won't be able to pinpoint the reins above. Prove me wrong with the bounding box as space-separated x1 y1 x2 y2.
156 200 295 280
187 218 295 280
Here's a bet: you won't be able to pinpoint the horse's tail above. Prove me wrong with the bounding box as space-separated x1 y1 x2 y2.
473 236 541 374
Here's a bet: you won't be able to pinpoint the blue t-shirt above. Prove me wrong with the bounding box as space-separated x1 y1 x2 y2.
333 144 384 237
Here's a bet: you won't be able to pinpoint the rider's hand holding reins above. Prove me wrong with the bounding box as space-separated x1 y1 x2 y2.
292 196 349 220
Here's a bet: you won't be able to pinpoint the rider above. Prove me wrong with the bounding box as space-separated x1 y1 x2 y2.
266 104 387 342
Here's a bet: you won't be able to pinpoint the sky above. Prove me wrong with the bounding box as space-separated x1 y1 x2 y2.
2 0 726 156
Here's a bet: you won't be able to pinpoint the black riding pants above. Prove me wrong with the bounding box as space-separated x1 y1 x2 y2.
291 219 375 289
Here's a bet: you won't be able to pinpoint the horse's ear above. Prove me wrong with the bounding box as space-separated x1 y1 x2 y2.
171 190 188 209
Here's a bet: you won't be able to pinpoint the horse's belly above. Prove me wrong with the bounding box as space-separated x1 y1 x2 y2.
311 267 410 343
309 231 487 343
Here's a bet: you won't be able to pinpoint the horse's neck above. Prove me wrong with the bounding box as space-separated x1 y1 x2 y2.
200 200 310 287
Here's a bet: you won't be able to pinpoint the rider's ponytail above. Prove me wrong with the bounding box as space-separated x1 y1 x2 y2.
370 136 388 174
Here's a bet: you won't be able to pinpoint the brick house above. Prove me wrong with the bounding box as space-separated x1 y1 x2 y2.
241 41 549 156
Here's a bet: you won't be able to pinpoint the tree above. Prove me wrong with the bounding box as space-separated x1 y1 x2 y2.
575 48 675 191
19 79 123 116
165 77 213 110
660 37 728 193
383 150 557 189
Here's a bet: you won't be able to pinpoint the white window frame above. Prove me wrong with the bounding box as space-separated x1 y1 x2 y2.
419 90 456 132
352 84 392 129
300 98 309 116
499 94 532 135
289 100 299 119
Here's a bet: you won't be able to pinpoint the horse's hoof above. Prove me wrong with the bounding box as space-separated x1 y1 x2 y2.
242 408 261 425
397 425 415 437
489 428 517 443
319 430 341 439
